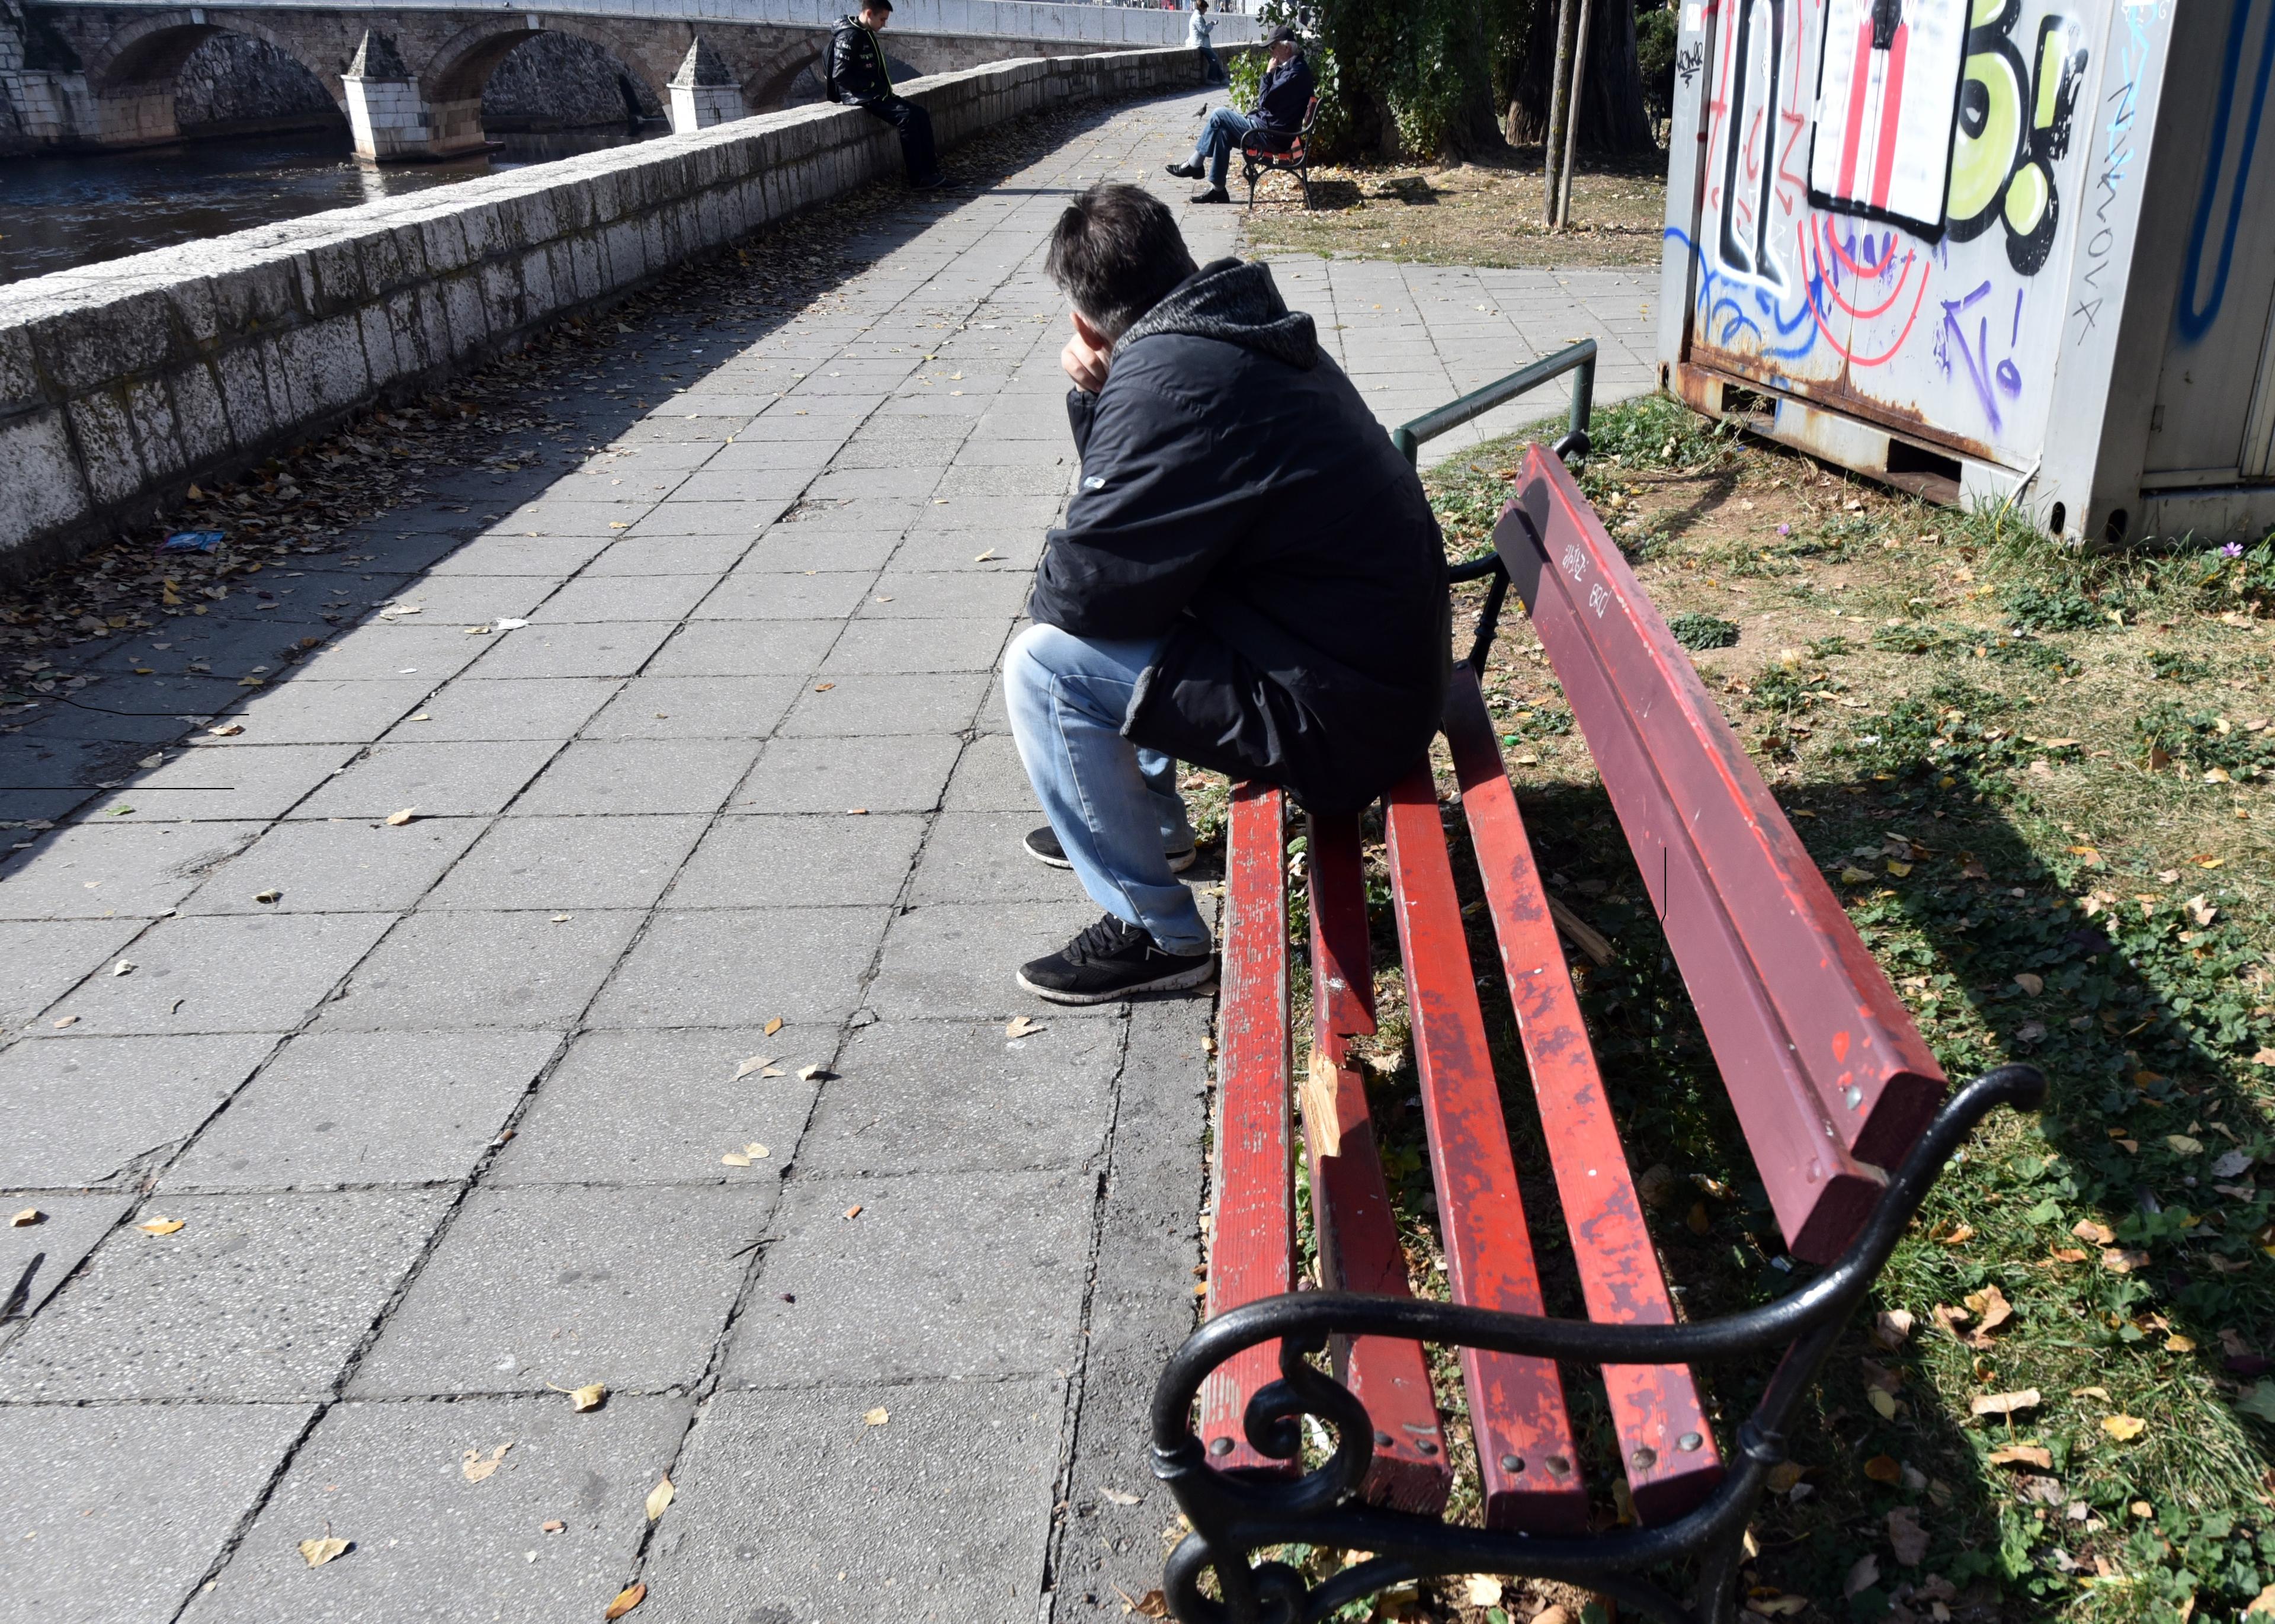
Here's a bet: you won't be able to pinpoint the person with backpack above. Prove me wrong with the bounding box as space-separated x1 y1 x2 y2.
826 0 947 190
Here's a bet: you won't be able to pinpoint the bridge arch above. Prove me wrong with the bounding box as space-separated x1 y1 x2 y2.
78 12 343 146
419 15 674 113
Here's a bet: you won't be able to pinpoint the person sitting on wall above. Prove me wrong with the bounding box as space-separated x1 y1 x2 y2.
827 0 949 190
1165 23 1311 203
1004 183 1450 1003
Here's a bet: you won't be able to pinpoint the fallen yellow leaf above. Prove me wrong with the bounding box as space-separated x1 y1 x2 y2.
2101 1247 2151 1273
2072 1385 2112 1400
2102 1414 2147 1441
9 1207 41 1227
1006 1016 1043 1039
1863 1453 1901 1483
1867 1387 1899 1420
2014 972 2044 995
1969 1388 2042 1417
568 1383 606 1412
2167 1332 2197 1353
604 1581 647 1619
2167 1135 2204 1155
137 1216 185 1236
1987 1444 2053 1468
384 808 417 827
462 1442 512 1482
298 1535 350 1568
1940 1222 1976 1246
863 1406 890 1426
2072 1219 2116 1244
1460 1575 1504 1607
644 1475 674 1522
764 1017 784 1036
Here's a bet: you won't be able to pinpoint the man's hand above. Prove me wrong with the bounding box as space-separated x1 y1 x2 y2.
1060 318 1111 395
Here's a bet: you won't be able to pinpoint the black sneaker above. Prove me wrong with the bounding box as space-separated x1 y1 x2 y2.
1018 913 1216 1004
1024 824 1196 873
1190 185 1232 204
1164 161 1203 179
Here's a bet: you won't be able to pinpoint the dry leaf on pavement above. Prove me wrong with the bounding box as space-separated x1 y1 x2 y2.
8 1208 41 1227
763 1017 784 1036
797 1064 826 1082
843 1205 862 1221
137 1216 185 1235
462 1443 513 1482
385 808 417 827
734 1055 773 1080
566 1383 607 1412
1098 1486 1142 1506
298 1535 350 1568
1006 1016 1044 1038
542 1520 565 1533
644 1476 674 1522
604 1581 648 1619
863 1406 890 1426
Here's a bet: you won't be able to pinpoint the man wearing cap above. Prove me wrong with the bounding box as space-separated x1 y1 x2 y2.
828 0 947 189
1166 25 1312 204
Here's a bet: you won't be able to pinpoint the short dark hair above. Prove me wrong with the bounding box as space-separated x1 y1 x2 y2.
1043 183 1198 341
860 0 892 13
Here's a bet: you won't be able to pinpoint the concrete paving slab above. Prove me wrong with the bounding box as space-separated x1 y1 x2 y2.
579 536 754 576
732 528 901 574
37 912 392 1036
462 622 677 681
291 626 495 683
583 906 889 1030
377 677 619 744
910 809 1076 905
180 1394 688 1624
0 822 262 921
578 674 804 741
488 1026 823 1188
641 619 841 679
635 1381 1062 1624
667 814 925 909
315 910 644 1032
180 815 486 915
729 733 963 815
724 1167 1092 1386
869 900 1135 1020
507 738 762 818
799 1017 1119 1176
100 742 359 823
0 1187 450 1401
0 1032 278 1189
348 1184 765 1397
531 575 720 625
212 678 431 745
0 1190 137 1325
0 1401 316 1624
774 672 991 737
688 571 876 622
293 739 560 820
940 733 1036 813
819 616 1011 675
423 815 707 912
162 1030 559 1190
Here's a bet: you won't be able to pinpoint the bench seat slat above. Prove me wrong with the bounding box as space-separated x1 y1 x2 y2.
1302 813 1455 1515
1497 447 1945 1260
1383 768 1590 1533
1200 783 1295 1475
1443 670 1725 1522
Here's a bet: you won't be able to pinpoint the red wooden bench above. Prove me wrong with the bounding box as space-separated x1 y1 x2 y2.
1154 441 2043 1623
1238 95 1319 210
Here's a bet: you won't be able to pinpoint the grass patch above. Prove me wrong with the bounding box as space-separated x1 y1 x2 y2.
1238 149 1668 269
1260 396 2275 1622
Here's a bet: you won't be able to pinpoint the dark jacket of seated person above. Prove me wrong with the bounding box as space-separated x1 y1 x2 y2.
1252 49 1314 133
1026 257 1451 818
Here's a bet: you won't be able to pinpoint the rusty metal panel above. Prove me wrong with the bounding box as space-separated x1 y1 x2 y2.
1200 782 1295 1477
1302 812 1455 1516
1383 768 1590 1533
1441 670 1725 1524
1500 449 1947 1261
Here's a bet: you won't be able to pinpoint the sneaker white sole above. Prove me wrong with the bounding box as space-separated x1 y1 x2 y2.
1015 957 1217 1005
1024 844 1198 875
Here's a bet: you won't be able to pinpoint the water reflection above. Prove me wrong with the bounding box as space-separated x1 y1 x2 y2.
0 122 671 286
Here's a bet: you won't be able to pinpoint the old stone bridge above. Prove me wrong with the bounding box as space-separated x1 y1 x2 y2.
2 0 1249 157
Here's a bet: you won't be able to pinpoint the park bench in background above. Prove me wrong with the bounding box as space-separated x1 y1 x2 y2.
1239 95 1319 210
1152 353 2045 1623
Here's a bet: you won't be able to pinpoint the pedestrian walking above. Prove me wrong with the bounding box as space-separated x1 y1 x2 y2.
1188 0 1226 85
826 0 948 190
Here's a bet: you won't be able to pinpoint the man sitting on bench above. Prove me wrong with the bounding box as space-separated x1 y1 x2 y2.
1005 182 1450 1003
1166 24 1312 203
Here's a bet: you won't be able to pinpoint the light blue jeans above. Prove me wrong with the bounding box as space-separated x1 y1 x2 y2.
1003 623 1209 955
1193 105 1255 188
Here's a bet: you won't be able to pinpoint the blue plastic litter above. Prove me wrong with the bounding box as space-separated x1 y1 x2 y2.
161 531 226 553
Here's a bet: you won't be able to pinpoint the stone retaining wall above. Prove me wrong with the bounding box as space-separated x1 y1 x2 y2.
0 47 1217 580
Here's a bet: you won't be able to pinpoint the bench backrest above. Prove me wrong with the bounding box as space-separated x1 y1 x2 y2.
1492 445 1946 1263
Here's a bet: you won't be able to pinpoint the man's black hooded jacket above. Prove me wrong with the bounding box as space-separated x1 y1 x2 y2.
1027 258 1450 817
827 15 893 104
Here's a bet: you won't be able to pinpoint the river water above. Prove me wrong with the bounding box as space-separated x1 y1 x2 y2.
0 123 670 286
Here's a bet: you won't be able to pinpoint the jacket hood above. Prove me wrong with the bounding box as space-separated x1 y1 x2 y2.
1118 258 1316 371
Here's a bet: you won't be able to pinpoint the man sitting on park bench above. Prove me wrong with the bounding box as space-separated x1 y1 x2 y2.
1006 182 1450 1003
1166 23 1312 204
828 0 947 190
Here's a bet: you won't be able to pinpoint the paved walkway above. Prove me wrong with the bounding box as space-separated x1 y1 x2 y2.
0 91 1653 1624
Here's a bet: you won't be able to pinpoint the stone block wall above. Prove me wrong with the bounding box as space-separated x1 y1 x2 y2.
0 46 1219 580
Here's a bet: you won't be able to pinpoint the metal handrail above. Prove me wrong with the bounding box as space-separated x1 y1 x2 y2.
1390 337 1598 469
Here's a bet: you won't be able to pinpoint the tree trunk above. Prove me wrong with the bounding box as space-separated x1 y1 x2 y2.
1508 0 1654 153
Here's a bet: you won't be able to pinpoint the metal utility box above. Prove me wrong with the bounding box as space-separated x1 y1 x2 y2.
1657 0 2275 547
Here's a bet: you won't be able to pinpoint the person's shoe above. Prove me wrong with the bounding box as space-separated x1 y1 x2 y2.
1164 160 1203 179
912 172 950 190
1017 913 1216 1005
1024 824 1196 873
1190 185 1232 204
